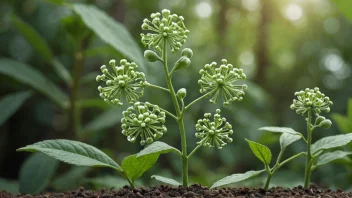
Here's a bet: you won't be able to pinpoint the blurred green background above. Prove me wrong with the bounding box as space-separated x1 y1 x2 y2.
0 0 352 194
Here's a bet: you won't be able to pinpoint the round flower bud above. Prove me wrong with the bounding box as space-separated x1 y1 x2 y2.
144 50 160 62
315 116 325 125
319 119 332 129
181 48 193 59
177 88 187 100
173 56 191 72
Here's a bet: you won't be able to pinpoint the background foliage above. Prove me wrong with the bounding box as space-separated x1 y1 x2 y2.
0 0 351 193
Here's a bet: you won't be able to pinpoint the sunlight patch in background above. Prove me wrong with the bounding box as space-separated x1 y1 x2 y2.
195 1 212 18
242 0 260 11
324 18 340 34
284 3 303 21
239 51 256 78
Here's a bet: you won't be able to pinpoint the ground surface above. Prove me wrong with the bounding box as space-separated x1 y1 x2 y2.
1 184 351 198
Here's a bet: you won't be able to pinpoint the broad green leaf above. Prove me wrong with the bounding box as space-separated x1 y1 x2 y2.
151 175 181 186
84 176 129 189
84 45 122 58
0 91 32 125
210 170 265 189
0 59 69 109
246 139 272 165
0 178 19 194
121 154 159 182
80 72 99 85
51 58 73 85
82 107 123 133
53 167 90 191
279 133 302 149
137 141 181 158
17 139 122 172
333 0 352 21
348 98 352 118
11 15 52 62
332 114 352 133
77 99 111 110
259 126 301 135
72 4 144 69
314 150 352 168
19 153 59 194
311 134 352 154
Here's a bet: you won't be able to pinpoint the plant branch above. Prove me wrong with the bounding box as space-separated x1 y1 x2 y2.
185 91 214 110
158 106 178 120
187 144 202 159
304 109 313 188
145 82 170 93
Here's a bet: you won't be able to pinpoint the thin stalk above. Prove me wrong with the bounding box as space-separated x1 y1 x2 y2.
145 82 170 93
264 164 272 190
304 110 313 188
185 90 214 110
188 144 202 159
161 40 188 186
158 106 178 120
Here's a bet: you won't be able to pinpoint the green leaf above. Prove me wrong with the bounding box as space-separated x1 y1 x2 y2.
279 133 302 149
84 45 122 58
17 139 122 172
77 99 111 110
210 170 265 189
246 139 272 165
51 58 73 85
0 178 19 194
52 167 90 191
331 114 352 133
0 91 32 126
0 59 69 109
259 126 301 135
311 134 352 154
121 154 159 182
19 153 59 194
314 150 352 168
137 141 181 158
11 15 52 62
151 175 181 186
80 72 100 85
333 0 352 21
84 176 129 189
82 107 123 133
72 4 144 69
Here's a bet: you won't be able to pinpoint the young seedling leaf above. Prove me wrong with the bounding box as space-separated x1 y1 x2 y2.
19 153 59 194
72 4 145 70
17 139 122 172
246 139 272 165
0 178 19 194
151 175 181 186
0 91 32 126
11 15 52 62
121 154 159 182
52 167 90 191
279 133 302 149
311 134 352 154
314 150 352 168
210 170 265 189
0 59 69 109
259 126 301 135
137 141 181 158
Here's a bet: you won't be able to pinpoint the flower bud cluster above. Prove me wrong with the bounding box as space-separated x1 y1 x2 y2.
198 59 247 106
141 9 190 52
121 102 167 146
195 109 233 149
290 87 333 116
96 59 146 105
314 116 332 129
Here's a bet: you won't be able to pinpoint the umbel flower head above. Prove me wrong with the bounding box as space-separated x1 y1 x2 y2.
141 9 189 52
96 59 146 105
121 102 167 146
195 109 233 149
198 59 247 106
290 87 333 116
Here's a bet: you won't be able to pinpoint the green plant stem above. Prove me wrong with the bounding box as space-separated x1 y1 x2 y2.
187 144 202 159
145 82 170 93
185 90 214 110
264 164 272 190
122 172 135 189
158 106 178 120
304 110 313 188
161 40 188 186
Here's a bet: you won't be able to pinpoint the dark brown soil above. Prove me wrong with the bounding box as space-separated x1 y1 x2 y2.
1 184 351 198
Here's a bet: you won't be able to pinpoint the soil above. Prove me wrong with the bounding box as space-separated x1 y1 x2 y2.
1 184 351 198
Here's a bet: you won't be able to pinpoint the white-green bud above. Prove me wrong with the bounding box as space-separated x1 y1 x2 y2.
173 56 191 72
181 48 193 59
319 119 332 129
315 116 325 125
177 88 187 100
144 50 160 62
